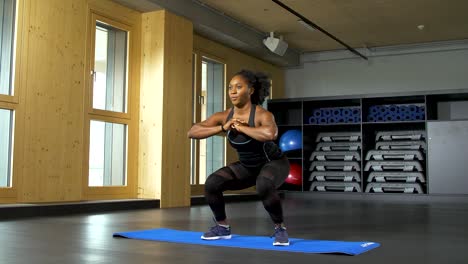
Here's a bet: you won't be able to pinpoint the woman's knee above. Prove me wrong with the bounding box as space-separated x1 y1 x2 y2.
256 176 276 198
205 174 225 194
261 158 290 188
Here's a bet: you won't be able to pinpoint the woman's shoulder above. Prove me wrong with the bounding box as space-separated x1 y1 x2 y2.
255 105 272 116
254 105 275 123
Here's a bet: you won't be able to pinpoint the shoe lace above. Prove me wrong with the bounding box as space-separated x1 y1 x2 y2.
209 224 222 233
270 227 285 238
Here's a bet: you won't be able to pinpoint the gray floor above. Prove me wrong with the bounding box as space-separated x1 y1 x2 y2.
1 195 468 264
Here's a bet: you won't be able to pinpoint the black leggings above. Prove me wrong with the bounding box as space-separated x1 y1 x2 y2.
204 157 290 224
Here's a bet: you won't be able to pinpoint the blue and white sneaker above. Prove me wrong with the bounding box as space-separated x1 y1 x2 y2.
272 226 290 246
201 222 231 240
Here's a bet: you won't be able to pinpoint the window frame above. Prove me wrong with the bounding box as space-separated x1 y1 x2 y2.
190 50 227 196
83 10 138 199
83 115 132 197
0 0 23 202
0 0 21 103
87 13 132 120
88 119 128 187
0 0 18 101
0 102 16 198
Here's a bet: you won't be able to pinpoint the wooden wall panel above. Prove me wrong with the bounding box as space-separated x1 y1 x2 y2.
138 10 192 208
19 0 88 202
161 11 192 208
138 11 165 200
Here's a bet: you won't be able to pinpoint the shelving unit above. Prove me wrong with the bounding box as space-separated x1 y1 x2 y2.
269 89 468 195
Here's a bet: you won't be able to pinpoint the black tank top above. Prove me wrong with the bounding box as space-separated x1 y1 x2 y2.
226 105 284 167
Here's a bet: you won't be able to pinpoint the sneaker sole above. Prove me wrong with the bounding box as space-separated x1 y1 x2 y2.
201 235 232 240
273 241 290 246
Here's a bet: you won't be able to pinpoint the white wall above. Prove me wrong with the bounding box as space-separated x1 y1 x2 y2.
285 40 468 98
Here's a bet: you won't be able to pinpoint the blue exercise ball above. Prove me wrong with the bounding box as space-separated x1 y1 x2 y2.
279 130 302 152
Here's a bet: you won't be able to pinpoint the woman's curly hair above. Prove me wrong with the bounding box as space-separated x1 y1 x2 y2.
235 69 271 105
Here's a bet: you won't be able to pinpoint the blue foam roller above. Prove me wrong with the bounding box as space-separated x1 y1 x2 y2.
332 108 342 117
318 117 328 124
354 116 361 123
388 105 398 113
385 114 394 121
367 115 376 122
322 109 332 117
410 112 422 120
410 113 419 120
313 109 322 117
369 106 379 114
403 114 412 121
376 115 385 122
379 106 389 116
328 117 337 123
376 106 384 114
341 108 352 117
408 105 418 113
352 108 360 116
414 113 424 120
337 117 346 123
402 110 411 117
346 117 355 123
308 116 317 124
398 105 409 113
375 111 385 119
333 113 344 120
417 106 425 114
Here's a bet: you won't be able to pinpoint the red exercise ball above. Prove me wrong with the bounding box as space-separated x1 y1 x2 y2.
285 163 302 185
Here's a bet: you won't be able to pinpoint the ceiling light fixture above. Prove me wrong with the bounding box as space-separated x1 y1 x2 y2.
263 32 289 56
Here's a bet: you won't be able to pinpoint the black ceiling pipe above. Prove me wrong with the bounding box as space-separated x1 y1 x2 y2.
272 0 368 60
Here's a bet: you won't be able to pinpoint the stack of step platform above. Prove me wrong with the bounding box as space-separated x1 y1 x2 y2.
309 132 362 192
364 130 426 194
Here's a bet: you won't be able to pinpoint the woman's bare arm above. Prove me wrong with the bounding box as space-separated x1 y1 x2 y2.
188 111 231 139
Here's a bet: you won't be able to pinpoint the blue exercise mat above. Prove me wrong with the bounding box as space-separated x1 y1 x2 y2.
113 228 380 255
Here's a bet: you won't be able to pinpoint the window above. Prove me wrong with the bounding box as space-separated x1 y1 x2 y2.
0 0 16 96
87 17 130 188
0 108 13 187
89 120 127 186
0 0 16 190
191 55 225 186
93 22 128 113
